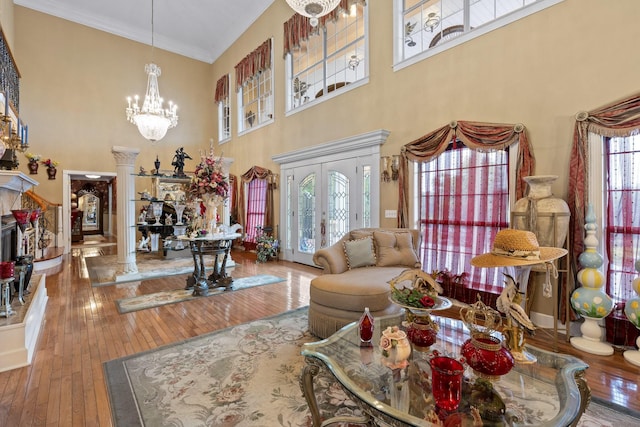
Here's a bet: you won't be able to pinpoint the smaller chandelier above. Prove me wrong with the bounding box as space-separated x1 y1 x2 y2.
126 63 178 142
285 0 341 27
424 12 440 32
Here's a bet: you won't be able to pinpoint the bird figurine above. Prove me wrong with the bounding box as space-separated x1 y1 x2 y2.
497 273 536 333
388 268 444 295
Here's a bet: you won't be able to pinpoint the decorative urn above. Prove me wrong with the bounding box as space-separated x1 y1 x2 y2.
379 326 411 368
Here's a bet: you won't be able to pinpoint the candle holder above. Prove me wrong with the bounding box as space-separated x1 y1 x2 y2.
151 201 164 225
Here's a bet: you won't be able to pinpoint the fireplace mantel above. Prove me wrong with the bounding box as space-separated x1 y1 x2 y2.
0 171 38 216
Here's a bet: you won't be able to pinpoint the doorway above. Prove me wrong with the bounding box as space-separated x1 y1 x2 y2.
63 170 117 253
274 130 389 266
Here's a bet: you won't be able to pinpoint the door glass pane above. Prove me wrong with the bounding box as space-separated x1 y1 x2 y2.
362 165 371 227
328 171 349 246
298 173 316 253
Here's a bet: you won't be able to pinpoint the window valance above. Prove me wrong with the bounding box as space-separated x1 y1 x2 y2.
235 39 272 91
214 74 229 103
398 120 534 227
283 0 366 58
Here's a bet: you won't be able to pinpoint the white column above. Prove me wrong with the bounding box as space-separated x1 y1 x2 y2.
112 146 140 276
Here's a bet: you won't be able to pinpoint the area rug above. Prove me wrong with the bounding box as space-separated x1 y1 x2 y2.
115 275 286 314
104 308 640 427
86 252 218 287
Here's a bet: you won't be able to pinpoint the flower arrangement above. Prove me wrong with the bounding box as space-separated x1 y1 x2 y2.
388 269 442 309
188 149 229 201
25 152 41 162
256 226 279 263
41 158 59 168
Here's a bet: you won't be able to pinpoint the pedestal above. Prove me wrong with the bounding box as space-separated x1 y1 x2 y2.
570 316 614 356
623 337 640 367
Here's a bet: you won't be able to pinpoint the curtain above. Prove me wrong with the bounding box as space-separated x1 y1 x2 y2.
237 166 275 246
229 174 238 224
566 92 640 333
214 74 229 103
283 0 367 57
235 39 272 91
398 120 534 227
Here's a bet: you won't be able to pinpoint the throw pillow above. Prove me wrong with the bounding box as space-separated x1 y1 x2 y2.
373 231 420 268
343 236 376 269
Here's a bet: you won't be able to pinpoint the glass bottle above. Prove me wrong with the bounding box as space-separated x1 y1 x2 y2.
359 307 374 344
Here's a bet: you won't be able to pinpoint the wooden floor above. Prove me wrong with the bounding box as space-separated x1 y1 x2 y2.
0 244 638 426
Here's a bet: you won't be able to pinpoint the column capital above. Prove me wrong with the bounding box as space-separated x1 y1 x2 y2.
112 146 141 166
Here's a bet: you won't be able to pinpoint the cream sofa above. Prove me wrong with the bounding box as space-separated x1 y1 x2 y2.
309 228 421 338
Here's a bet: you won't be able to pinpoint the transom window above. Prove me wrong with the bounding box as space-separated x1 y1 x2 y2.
285 1 367 112
395 0 563 68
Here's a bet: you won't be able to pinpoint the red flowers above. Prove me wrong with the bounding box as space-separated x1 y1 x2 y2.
419 295 435 308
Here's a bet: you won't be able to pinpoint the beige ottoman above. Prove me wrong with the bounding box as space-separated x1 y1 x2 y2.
308 267 406 339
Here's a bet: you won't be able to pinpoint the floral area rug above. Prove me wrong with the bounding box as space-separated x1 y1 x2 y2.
115 275 285 314
103 308 640 427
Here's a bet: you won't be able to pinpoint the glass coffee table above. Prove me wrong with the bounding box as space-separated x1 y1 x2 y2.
301 314 590 427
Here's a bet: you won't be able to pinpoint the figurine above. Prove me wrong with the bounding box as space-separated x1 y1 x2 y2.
172 147 192 178
164 213 173 225
138 208 148 224
138 166 147 176
138 235 150 252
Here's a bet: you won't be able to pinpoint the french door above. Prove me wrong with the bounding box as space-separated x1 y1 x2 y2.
274 129 388 266
288 159 363 265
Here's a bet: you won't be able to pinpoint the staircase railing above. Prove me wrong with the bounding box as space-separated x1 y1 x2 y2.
22 190 61 260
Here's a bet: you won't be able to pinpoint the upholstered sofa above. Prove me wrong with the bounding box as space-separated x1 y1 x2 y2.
309 228 421 338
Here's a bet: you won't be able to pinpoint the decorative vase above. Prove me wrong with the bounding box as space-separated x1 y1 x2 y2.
154 155 161 174
379 326 411 369
512 175 570 249
28 160 38 174
405 315 438 351
461 334 514 380
47 167 57 180
623 259 640 367
570 204 613 355
358 307 374 343
174 203 186 225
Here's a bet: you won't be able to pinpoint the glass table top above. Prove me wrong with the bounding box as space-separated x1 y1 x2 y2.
301 314 589 426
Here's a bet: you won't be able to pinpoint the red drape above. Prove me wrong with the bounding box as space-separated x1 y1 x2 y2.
214 74 229 103
567 92 640 339
234 39 272 91
237 166 275 246
398 120 534 228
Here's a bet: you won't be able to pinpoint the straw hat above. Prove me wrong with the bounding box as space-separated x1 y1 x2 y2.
471 229 567 268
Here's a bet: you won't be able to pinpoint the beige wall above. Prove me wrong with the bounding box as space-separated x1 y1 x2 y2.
13 7 214 204
7 0 640 281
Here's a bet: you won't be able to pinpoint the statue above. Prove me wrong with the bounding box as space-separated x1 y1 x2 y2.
172 147 192 178
164 213 173 225
138 208 148 224
138 235 150 252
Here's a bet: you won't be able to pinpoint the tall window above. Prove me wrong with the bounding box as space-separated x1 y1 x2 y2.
245 178 268 244
284 1 367 112
215 74 230 143
235 39 273 133
604 135 640 305
395 0 563 68
418 142 509 297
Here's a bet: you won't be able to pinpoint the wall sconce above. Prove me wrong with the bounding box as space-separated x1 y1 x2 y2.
381 155 401 182
269 173 279 190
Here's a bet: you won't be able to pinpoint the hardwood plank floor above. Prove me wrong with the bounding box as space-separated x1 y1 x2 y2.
0 245 638 426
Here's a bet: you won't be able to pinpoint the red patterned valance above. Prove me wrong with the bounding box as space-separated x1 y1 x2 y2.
234 39 272 91
214 74 229 103
283 0 366 58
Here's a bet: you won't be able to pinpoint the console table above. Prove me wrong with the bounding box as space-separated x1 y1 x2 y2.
179 233 241 296
301 314 590 427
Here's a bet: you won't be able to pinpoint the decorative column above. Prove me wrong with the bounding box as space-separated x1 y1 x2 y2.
112 146 140 276
570 204 614 355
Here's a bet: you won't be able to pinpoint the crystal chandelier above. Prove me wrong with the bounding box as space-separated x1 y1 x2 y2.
125 0 178 142
285 0 341 27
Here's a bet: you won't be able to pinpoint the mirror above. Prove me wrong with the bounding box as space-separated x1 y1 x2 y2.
79 193 100 232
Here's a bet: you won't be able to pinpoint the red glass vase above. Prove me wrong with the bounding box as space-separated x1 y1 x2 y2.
406 318 438 351
358 307 374 343
461 334 514 380
12 209 32 233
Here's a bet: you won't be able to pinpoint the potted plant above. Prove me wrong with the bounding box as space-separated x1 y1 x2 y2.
256 226 278 263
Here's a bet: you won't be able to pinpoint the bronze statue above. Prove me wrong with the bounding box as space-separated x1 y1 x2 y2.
172 147 192 178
